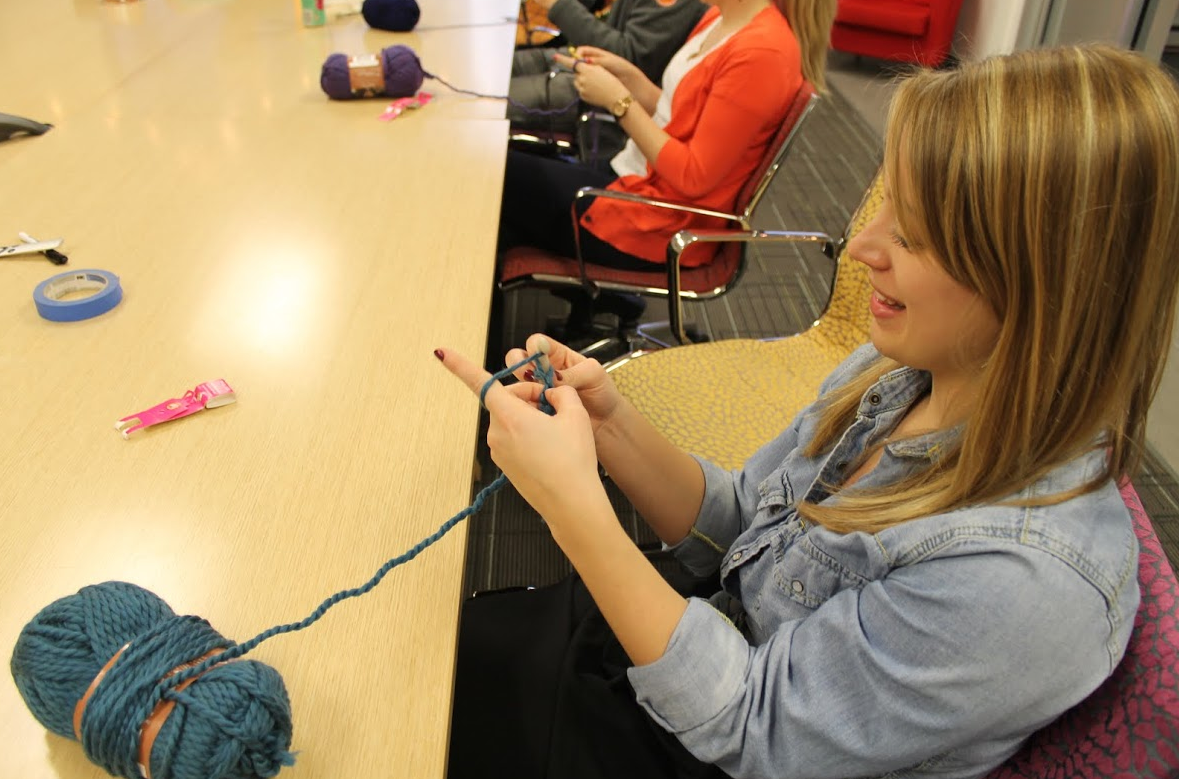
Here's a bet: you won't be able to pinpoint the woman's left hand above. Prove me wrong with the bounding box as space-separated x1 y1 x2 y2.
564 58 631 113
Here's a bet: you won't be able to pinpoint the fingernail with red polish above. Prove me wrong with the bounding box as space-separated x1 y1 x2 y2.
524 370 535 382
434 349 445 361
555 370 563 381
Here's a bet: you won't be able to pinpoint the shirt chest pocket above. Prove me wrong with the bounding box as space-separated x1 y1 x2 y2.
755 463 795 514
770 534 871 611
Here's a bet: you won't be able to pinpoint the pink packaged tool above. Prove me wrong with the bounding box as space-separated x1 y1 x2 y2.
115 380 236 438
378 91 433 121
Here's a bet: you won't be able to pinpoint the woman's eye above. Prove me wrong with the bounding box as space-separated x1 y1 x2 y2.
889 229 910 251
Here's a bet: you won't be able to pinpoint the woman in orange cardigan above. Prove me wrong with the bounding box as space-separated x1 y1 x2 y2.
497 0 835 336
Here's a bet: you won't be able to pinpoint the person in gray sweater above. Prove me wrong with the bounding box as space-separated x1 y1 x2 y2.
510 0 706 133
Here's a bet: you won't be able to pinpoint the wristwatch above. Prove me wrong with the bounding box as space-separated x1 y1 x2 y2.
610 94 634 119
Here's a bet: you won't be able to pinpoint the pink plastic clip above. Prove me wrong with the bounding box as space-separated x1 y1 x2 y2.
115 380 236 439
378 91 434 121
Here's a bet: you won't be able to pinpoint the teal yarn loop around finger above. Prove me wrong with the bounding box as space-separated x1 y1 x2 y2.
479 351 554 410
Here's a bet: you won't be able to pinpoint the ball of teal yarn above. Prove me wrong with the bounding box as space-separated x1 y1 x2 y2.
10 581 295 779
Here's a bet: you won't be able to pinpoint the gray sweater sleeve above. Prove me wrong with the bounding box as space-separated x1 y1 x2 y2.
547 0 707 82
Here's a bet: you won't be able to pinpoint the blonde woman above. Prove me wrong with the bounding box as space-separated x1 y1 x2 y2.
442 45 1179 778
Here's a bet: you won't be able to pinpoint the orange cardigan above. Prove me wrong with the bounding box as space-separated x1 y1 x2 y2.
581 5 802 266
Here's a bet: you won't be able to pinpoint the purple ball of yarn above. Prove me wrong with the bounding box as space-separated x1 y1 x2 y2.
361 0 420 32
319 45 426 100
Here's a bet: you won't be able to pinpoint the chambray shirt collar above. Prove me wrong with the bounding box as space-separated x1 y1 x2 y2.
855 363 959 462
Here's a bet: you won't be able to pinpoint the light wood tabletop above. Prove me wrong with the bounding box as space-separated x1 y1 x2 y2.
0 0 517 130
0 0 518 777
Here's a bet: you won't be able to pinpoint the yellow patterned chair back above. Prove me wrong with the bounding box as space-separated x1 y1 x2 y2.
609 173 883 471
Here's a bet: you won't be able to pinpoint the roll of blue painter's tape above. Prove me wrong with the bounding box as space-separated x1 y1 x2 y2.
33 269 123 322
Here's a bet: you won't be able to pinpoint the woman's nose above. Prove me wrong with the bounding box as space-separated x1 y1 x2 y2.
847 215 891 271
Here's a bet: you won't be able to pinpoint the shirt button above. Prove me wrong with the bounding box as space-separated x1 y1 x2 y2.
791 580 805 594
836 461 847 470
732 552 743 562
869 393 882 405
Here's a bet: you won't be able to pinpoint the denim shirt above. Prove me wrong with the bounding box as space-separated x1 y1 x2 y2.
627 345 1140 779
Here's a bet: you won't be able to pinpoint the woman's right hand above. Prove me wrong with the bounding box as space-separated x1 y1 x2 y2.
505 333 623 436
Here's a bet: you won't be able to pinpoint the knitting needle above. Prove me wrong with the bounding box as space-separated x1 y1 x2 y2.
536 336 552 375
562 46 589 71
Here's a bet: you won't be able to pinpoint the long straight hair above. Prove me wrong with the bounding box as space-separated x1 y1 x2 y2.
774 0 837 91
798 45 1179 534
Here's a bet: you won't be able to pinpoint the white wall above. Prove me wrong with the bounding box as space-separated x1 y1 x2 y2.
954 0 1179 59
952 0 1034 60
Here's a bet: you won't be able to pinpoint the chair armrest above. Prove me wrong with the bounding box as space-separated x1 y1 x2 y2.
578 109 615 126
668 229 839 258
508 130 575 152
574 186 742 223
662 229 840 344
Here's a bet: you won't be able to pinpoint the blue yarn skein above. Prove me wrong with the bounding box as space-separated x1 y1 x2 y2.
361 0 421 32
320 45 425 100
11 583 294 779
11 352 553 779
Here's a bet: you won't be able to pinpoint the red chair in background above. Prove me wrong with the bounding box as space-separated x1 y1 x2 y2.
830 0 965 68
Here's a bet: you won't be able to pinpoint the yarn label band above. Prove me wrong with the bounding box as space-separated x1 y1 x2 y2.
137 647 232 779
73 642 130 740
348 54 384 97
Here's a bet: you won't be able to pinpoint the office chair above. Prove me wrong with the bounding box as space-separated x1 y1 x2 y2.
605 169 878 466
830 0 966 68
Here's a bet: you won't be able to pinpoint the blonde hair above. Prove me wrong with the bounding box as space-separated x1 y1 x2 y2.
799 45 1179 534
775 0 837 92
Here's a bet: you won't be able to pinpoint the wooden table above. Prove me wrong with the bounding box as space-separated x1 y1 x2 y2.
0 1 517 777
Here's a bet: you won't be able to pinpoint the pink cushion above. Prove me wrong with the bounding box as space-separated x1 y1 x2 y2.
985 482 1179 778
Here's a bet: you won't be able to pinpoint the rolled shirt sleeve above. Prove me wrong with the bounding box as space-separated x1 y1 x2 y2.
548 0 705 79
627 544 1123 779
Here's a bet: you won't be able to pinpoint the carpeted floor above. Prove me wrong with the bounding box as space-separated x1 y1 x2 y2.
465 82 1179 595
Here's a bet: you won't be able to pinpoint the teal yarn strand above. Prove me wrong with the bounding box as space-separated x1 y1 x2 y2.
10 352 553 779
162 352 552 690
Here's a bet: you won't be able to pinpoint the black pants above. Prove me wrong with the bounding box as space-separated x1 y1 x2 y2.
508 49 581 134
447 573 730 779
498 150 654 273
